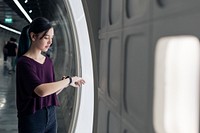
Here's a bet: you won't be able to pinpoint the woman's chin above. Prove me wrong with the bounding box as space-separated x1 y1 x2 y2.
42 49 49 52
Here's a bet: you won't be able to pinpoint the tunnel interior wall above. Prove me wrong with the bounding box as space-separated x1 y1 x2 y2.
89 0 200 133
81 0 101 133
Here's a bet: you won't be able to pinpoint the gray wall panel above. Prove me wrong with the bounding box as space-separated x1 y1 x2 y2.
152 10 200 45
97 0 153 133
121 118 138 133
153 0 200 19
107 0 123 31
108 37 121 107
99 39 108 94
122 25 150 133
100 0 109 32
97 99 121 133
90 0 200 132
109 0 122 25
97 100 109 133
108 111 121 133
100 0 123 33
124 0 150 26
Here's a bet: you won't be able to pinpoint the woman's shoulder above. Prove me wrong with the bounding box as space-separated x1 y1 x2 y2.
16 56 35 73
17 56 33 66
17 56 28 63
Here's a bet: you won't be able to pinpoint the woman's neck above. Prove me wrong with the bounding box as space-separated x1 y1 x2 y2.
25 46 43 60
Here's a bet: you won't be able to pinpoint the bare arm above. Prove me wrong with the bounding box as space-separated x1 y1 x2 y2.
56 88 64 95
34 78 70 97
55 76 68 95
34 76 85 97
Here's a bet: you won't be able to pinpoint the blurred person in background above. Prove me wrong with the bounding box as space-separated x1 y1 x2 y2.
5 37 18 73
3 41 8 63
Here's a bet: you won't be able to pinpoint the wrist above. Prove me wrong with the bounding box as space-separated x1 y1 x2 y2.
66 76 72 85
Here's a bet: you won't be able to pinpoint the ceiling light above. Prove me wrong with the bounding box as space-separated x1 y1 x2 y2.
29 10 32 13
13 0 32 23
24 0 28 3
0 24 21 34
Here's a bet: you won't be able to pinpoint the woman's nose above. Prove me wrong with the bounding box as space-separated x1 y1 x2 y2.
48 39 52 44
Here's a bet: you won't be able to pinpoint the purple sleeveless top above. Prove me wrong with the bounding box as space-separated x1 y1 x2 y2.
16 56 59 117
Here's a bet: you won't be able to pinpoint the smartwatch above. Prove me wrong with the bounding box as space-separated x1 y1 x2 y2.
66 76 72 85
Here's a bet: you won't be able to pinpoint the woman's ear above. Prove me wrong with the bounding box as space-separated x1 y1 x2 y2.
30 32 36 41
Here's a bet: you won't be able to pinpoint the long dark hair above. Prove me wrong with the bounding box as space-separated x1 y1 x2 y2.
17 17 53 58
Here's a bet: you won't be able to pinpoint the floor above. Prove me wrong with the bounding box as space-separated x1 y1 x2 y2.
0 59 66 133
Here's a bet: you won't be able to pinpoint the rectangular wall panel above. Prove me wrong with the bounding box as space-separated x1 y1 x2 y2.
99 39 109 95
153 0 200 19
107 36 121 107
123 0 151 27
122 25 150 133
97 100 109 133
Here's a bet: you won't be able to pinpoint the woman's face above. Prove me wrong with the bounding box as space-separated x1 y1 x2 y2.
32 27 54 52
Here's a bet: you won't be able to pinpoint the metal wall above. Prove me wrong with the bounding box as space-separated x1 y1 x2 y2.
83 0 200 132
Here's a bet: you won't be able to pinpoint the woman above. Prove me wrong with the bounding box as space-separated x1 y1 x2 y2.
16 17 85 133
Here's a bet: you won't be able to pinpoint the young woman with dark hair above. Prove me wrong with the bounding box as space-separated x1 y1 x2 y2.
16 17 85 133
